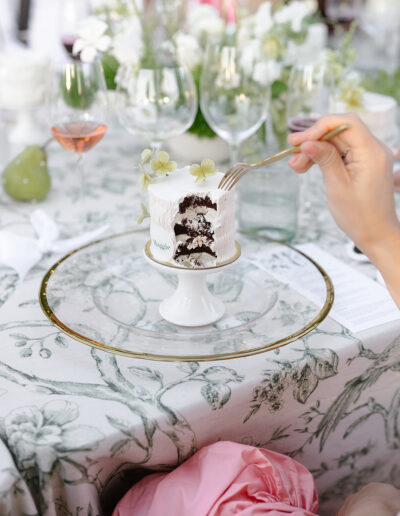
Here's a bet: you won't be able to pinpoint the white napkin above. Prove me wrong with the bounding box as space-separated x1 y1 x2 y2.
0 210 109 281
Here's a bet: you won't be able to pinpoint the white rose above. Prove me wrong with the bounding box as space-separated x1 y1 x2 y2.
188 4 220 29
174 32 201 70
254 2 273 37
188 4 224 40
274 1 311 33
90 0 119 10
73 17 111 62
253 60 282 86
112 17 143 65
239 40 261 75
194 17 224 40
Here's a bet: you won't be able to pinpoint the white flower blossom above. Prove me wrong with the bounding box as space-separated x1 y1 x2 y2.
239 40 261 75
188 5 224 40
72 17 111 63
274 1 311 33
90 0 119 10
188 4 220 29
111 17 143 65
254 2 273 37
174 32 201 70
253 60 282 86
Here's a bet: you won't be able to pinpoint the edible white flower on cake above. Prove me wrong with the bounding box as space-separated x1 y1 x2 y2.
136 202 150 224
190 159 217 183
139 172 154 192
151 151 177 176
72 18 111 63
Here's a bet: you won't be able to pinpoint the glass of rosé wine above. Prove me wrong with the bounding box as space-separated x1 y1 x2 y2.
48 58 108 224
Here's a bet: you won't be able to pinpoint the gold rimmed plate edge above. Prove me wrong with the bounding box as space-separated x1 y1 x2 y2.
39 230 334 362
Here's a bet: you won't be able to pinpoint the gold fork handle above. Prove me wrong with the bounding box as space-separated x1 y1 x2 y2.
253 123 351 168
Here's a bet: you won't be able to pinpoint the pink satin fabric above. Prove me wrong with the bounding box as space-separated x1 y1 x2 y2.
112 441 319 515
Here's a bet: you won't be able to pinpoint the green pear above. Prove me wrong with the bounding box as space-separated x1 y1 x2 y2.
2 145 51 202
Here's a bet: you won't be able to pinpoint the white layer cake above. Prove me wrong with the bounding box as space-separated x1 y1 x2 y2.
148 167 236 267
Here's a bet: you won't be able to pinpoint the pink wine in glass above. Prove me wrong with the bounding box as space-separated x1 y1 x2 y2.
51 121 107 153
288 116 318 133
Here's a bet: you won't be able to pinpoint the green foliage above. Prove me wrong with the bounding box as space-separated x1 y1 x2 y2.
271 79 288 100
187 65 217 139
102 54 119 91
362 68 400 105
61 66 95 110
325 21 358 86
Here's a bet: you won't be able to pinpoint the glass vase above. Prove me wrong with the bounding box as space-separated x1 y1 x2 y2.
238 119 299 242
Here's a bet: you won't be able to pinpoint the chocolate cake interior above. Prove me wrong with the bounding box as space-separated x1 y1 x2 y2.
173 195 217 266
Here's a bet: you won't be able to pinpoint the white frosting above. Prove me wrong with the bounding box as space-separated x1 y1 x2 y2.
148 167 236 267
0 50 49 109
330 92 398 146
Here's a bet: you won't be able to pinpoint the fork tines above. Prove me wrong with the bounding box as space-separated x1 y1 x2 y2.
218 165 248 191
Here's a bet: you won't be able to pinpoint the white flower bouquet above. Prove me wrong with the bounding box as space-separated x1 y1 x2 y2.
73 0 324 143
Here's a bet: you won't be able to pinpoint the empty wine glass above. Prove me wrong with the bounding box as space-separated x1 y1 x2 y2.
286 60 330 133
200 45 270 166
115 65 197 151
286 60 331 216
48 59 108 224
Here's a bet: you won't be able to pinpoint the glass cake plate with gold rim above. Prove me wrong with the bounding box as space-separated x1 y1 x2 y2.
39 231 333 362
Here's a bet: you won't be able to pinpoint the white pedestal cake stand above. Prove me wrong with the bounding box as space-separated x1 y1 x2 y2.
144 240 241 327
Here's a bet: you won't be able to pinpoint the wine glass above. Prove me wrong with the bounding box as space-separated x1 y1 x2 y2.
286 61 330 215
115 65 197 151
48 59 108 225
200 45 270 166
286 60 331 133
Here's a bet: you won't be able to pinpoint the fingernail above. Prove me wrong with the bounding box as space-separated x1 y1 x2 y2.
301 142 317 158
288 155 299 166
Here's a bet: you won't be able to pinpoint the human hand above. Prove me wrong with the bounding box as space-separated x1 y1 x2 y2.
288 113 400 308
391 147 400 193
337 482 400 516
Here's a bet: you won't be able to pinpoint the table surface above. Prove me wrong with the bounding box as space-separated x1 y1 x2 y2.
0 124 399 516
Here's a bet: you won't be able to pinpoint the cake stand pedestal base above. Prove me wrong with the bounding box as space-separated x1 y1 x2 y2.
158 268 225 326
144 241 241 327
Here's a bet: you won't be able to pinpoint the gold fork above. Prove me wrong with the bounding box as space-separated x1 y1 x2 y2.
218 123 351 191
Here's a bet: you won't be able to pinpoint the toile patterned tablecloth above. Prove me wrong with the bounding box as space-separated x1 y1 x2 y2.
0 125 399 516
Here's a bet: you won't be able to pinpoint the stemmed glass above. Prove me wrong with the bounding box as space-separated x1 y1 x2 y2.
115 65 197 151
200 45 270 166
286 60 330 133
286 61 331 216
48 59 108 225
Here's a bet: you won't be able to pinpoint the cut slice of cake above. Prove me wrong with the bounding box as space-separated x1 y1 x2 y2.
148 167 236 267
